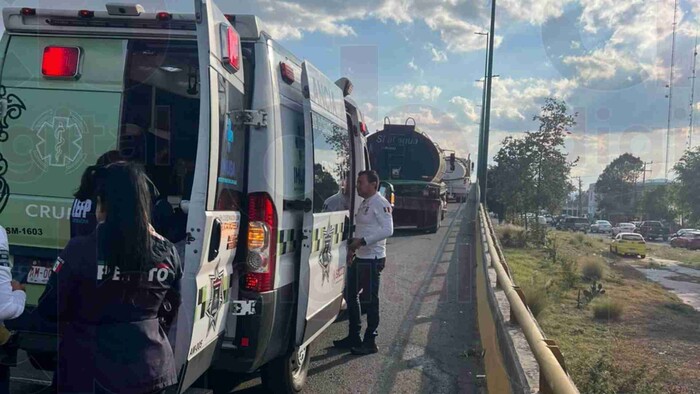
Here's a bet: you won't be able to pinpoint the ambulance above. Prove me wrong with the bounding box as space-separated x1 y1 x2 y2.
0 2 369 392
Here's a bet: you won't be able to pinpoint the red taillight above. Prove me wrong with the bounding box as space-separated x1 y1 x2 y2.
78 10 94 18
221 25 240 73
360 122 369 135
21 8 36 16
156 12 172 21
280 62 295 84
240 337 249 347
42 47 81 79
243 193 277 292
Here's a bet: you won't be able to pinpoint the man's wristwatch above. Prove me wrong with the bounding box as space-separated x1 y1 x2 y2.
360 238 367 246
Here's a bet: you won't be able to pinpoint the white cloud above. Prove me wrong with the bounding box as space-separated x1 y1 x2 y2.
487 77 579 121
500 0 575 25
426 43 449 62
391 83 443 101
407 58 424 76
449 96 481 122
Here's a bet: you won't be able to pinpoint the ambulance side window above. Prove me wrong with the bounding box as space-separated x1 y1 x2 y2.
214 74 246 211
311 112 351 213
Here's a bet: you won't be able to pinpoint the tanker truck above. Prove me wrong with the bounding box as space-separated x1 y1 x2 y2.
367 118 447 233
443 154 471 203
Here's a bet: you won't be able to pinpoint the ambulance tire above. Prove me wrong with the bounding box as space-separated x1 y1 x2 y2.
262 344 309 393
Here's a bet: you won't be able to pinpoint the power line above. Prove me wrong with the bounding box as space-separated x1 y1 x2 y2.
665 0 678 182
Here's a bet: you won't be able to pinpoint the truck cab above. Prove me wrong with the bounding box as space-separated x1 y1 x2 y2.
0 2 368 392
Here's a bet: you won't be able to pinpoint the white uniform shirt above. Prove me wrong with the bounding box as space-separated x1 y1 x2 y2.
354 193 394 259
322 191 349 212
0 226 26 323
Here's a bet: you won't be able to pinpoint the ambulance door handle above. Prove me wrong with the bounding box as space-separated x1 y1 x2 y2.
283 198 312 213
208 218 222 262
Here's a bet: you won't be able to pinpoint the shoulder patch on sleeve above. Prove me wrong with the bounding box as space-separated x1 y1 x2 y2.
383 206 392 213
52 257 65 273
0 250 9 268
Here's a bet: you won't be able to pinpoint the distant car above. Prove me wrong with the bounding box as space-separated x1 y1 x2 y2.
610 232 646 258
557 217 589 233
612 222 636 237
635 221 669 241
671 228 699 239
590 220 612 233
537 216 548 225
670 231 700 250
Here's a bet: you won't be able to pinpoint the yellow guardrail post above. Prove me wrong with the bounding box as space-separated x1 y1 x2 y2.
478 205 579 394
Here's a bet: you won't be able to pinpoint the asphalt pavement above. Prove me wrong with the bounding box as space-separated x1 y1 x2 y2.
10 203 482 394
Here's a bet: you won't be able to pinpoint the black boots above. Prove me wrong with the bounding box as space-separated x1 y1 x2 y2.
333 335 362 349
350 338 378 355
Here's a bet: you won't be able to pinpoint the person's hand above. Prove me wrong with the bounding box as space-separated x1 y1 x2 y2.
348 238 363 251
11 280 25 292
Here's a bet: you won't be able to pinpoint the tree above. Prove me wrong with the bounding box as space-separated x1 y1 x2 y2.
638 184 676 222
673 147 700 225
489 98 577 221
595 153 643 219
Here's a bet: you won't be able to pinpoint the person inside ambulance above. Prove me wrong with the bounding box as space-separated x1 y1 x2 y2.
70 150 124 238
322 171 351 212
0 226 26 394
37 162 182 393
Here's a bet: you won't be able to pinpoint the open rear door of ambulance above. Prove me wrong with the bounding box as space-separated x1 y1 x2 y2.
173 1 247 391
296 61 352 349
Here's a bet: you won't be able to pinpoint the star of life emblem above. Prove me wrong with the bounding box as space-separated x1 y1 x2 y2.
206 267 225 334
31 110 85 172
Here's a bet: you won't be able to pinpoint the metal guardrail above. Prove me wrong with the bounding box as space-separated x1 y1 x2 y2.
478 205 579 394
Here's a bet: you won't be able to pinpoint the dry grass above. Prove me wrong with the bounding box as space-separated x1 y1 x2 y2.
500 229 700 393
579 256 605 281
591 298 624 321
646 243 700 269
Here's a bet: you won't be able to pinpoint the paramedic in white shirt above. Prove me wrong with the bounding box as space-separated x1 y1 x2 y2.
0 226 27 394
333 170 393 356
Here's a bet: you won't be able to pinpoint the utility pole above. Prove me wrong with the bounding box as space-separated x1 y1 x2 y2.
690 32 698 149
640 161 653 220
478 0 497 203
665 0 678 182
577 177 583 218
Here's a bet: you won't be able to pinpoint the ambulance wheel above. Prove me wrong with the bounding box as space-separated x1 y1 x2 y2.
262 344 309 393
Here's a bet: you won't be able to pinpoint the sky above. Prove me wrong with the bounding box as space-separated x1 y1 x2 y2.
3 0 700 188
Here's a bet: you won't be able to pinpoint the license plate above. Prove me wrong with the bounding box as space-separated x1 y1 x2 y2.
230 300 257 316
27 266 52 285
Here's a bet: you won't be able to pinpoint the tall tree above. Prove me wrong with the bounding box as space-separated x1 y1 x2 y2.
673 147 700 225
595 153 643 219
489 98 577 220
638 184 676 222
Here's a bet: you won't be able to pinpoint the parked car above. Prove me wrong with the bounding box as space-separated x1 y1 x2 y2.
635 221 669 241
610 232 647 258
590 220 612 233
557 217 589 233
612 222 636 237
670 228 699 239
670 231 700 250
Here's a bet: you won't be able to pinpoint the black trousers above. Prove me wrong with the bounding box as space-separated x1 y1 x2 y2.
346 257 385 341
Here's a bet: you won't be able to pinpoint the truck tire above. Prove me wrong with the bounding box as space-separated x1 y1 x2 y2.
261 344 309 393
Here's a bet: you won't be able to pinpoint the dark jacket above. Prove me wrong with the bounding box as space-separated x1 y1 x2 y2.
38 229 182 393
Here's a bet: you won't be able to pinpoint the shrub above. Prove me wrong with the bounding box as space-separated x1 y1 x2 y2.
580 256 605 281
559 257 579 289
528 223 548 246
521 283 549 318
592 298 624 321
497 224 528 248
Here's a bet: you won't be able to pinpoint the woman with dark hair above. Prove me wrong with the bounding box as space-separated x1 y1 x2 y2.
38 162 182 393
70 150 124 238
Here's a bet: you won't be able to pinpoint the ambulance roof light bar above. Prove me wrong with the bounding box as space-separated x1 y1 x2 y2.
106 3 145 16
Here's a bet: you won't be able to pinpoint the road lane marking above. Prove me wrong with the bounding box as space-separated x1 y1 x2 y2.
10 377 52 386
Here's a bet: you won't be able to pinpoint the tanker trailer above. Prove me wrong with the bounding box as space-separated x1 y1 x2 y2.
443 154 470 203
367 118 447 233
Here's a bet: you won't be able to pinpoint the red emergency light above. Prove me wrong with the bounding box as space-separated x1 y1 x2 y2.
21 8 36 16
280 62 294 84
360 122 368 135
78 10 94 18
222 25 240 73
42 46 81 79
156 12 172 21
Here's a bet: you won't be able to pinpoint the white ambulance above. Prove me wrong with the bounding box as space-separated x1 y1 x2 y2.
0 2 369 392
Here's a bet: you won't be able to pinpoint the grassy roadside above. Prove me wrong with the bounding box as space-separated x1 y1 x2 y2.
645 243 700 269
496 227 700 394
